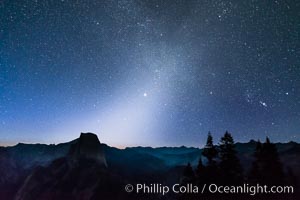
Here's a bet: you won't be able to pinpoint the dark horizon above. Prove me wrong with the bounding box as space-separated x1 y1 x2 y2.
1 131 299 149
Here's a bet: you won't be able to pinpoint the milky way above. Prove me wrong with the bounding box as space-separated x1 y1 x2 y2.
0 0 299 147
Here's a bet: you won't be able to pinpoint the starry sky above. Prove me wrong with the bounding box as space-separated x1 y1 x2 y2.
0 0 299 147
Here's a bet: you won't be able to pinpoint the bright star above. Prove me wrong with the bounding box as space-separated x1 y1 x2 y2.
259 101 267 107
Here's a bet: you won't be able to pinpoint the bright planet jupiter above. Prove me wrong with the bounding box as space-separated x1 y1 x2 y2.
0 0 299 147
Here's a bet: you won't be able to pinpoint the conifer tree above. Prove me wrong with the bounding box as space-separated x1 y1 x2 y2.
195 158 205 186
219 131 243 184
248 140 263 183
261 137 284 185
202 132 218 165
181 162 195 184
201 132 219 184
248 137 285 185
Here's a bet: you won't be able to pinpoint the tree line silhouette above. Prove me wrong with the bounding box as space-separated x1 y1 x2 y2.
179 131 297 199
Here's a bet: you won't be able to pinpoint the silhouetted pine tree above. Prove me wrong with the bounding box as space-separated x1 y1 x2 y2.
248 137 285 185
248 140 263 183
180 163 197 200
219 131 243 185
202 132 218 165
201 132 219 184
195 158 205 186
183 162 195 177
261 137 285 185
181 162 195 184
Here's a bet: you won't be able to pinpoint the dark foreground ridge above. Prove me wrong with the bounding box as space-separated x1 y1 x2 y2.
0 132 299 200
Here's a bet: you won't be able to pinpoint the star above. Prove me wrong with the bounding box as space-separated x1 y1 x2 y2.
259 101 267 107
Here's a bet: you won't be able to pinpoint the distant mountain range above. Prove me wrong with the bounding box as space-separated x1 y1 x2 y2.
0 133 299 200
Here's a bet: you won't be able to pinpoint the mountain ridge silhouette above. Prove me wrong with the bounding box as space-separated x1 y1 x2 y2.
0 133 299 199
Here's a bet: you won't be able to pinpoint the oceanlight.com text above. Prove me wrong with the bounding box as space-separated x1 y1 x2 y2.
125 183 294 196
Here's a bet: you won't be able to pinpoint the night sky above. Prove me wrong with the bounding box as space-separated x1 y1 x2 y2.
0 0 299 147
